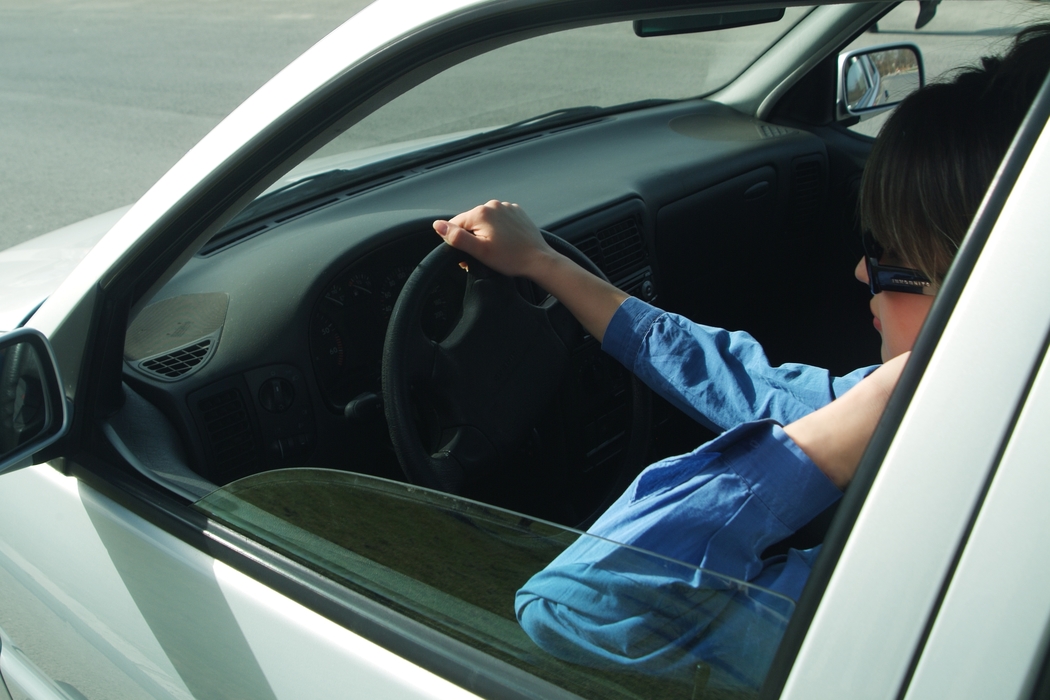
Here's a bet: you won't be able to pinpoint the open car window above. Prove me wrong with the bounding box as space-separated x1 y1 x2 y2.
196 469 795 698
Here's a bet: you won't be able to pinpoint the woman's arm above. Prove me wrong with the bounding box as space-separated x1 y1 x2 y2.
783 352 908 488
515 357 907 685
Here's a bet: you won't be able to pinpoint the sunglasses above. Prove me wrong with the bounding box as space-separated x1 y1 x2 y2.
862 231 936 296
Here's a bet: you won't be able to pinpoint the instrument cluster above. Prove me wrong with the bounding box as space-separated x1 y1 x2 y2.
310 235 465 410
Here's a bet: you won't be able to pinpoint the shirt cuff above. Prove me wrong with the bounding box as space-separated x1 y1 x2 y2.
711 421 843 532
601 296 662 369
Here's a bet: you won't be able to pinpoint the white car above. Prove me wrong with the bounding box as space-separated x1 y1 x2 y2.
1 1 1049 698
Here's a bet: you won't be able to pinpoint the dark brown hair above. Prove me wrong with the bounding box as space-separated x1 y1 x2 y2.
860 23 1050 283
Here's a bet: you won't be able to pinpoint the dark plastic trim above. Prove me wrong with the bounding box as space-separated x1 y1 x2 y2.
760 64 1050 700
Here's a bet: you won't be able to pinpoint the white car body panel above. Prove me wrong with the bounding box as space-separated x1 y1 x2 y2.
0 464 480 700
212 561 479 700
782 120 1050 699
904 348 1050 699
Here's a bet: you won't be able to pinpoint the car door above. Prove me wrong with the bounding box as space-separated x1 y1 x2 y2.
0 461 480 700
0 1 557 698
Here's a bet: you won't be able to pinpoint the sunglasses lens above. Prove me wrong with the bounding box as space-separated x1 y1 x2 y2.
862 233 933 296
878 269 932 294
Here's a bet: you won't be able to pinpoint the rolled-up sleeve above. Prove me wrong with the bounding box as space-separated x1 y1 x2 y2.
602 297 876 430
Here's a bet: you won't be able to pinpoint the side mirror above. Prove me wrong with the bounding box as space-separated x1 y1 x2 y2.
0 328 70 475
837 43 924 122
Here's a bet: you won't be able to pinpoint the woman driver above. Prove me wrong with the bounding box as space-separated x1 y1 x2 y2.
434 24 1050 691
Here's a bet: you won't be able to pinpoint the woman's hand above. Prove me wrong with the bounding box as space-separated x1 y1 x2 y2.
434 200 556 279
434 200 629 342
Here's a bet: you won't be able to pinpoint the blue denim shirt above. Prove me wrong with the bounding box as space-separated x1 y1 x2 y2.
515 298 877 690
602 297 876 431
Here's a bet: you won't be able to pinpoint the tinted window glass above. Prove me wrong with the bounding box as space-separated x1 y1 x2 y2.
197 469 794 698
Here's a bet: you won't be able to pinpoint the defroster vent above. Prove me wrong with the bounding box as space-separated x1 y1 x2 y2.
139 340 212 379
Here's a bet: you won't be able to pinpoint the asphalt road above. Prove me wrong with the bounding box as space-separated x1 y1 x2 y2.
0 0 1042 251
0 0 366 251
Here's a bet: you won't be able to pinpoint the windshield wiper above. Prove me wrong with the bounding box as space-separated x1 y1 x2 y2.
443 99 674 151
213 98 674 244
222 169 356 232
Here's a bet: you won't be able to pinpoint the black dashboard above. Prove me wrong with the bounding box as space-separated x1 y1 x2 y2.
118 98 879 518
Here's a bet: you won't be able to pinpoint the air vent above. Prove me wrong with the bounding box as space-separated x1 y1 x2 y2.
576 237 602 270
790 156 825 238
139 340 212 379
595 219 647 280
125 292 227 381
198 389 258 478
132 334 219 382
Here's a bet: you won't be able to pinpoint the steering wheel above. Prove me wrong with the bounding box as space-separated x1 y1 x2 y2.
382 232 649 521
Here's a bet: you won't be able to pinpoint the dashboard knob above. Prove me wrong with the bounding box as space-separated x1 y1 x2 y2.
640 279 655 300
258 377 294 412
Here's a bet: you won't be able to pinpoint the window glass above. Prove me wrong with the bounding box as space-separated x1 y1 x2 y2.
196 469 795 699
846 0 1039 136
225 9 810 241
286 11 809 172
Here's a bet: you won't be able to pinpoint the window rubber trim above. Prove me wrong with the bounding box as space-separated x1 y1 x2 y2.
760 67 1050 700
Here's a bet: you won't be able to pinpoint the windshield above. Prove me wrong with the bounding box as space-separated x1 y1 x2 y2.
314 10 808 158
220 9 809 235
197 469 795 699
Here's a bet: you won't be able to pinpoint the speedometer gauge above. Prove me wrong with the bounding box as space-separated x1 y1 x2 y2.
325 272 374 309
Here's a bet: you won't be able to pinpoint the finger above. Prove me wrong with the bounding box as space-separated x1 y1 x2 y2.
450 201 494 230
439 222 483 256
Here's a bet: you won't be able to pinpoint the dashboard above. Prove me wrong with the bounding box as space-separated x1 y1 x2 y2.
115 98 879 520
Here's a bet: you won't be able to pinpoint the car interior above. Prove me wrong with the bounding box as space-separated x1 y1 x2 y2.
107 9 882 524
